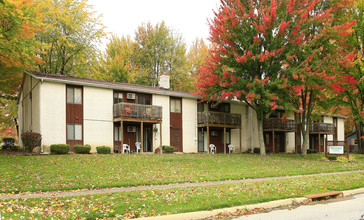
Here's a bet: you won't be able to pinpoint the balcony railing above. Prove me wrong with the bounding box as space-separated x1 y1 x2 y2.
113 102 162 121
309 122 334 133
263 118 296 131
198 111 241 127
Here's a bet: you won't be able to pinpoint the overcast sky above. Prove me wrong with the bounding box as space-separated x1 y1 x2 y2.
87 0 221 49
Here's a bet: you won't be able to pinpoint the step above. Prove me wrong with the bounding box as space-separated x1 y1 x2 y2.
305 191 343 200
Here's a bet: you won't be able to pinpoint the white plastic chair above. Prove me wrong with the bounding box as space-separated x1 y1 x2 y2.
123 144 130 154
228 144 235 154
209 144 216 154
135 142 141 154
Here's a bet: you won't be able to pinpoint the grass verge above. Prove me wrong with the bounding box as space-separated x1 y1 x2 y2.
1 172 363 219
1 153 363 194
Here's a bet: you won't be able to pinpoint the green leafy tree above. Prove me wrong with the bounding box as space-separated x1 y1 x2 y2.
134 21 187 88
97 35 137 83
35 0 105 76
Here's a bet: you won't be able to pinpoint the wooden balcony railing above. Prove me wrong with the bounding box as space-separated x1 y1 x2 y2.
113 102 162 121
198 111 241 127
263 118 296 131
309 122 334 133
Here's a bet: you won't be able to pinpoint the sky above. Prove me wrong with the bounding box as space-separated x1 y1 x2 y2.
87 0 221 49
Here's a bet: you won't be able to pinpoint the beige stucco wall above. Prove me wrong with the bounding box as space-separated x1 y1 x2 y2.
230 102 248 153
182 98 197 152
83 86 113 153
40 81 67 150
152 95 170 149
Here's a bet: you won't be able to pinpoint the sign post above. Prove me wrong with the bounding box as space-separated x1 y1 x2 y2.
325 138 349 159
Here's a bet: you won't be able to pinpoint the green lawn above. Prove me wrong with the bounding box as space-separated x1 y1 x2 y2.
1 172 363 219
1 153 363 194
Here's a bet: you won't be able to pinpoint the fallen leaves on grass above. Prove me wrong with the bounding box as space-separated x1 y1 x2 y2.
0 172 363 219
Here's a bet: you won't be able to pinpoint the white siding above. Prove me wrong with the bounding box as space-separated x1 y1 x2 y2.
324 116 334 141
40 82 66 150
337 118 345 141
286 112 295 153
230 103 247 153
83 86 113 153
182 98 197 153
152 95 170 148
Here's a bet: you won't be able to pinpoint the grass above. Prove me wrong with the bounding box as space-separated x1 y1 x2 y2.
0 153 363 194
1 172 363 219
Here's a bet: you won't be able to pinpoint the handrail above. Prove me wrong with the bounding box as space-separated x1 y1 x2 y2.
113 102 162 120
197 111 241 126
263 118 296 131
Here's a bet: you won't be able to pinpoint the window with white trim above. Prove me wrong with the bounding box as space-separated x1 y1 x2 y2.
67 124 82 140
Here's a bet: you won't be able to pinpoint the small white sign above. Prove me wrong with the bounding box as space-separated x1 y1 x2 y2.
329 146 344 154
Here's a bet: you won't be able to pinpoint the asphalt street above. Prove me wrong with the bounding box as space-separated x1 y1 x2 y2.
236 193 364 220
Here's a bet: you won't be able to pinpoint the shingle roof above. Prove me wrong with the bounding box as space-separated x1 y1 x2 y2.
27 71 199 99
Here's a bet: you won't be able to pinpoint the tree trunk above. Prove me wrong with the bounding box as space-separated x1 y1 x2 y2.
301 129 309 156
257 119 267 156
301 119 310 157
358 123 363 154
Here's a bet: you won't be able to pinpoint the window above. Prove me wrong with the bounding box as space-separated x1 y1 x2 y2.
67 124 82 140
113 92 123 104
170 99 181 113
67 87 82 104
137 95 146 105
114 126 121 141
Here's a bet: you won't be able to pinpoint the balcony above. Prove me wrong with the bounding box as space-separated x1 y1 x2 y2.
113 102 162 122
309 122 334 134
263 118 296 131
197 111 241 127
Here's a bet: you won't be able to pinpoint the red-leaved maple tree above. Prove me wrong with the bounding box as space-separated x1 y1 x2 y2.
195 0 356 156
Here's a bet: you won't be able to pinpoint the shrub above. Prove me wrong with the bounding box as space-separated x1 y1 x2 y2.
349 155 356 162
162 145 174 153
50 144 70 154
336 156 349 163
320 157 329 161
74 144 91 154
21 132 41 152
307 149 317 154
96 146 111 154
2 137 15 150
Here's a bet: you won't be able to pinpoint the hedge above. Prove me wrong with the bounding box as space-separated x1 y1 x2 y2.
96 146 111 154
50 144 70 154
162 145 174 153
21 132 41 152
74 145 91 154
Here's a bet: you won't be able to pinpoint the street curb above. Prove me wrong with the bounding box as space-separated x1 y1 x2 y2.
137 188 364 220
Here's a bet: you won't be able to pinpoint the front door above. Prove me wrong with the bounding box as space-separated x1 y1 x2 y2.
171 128 182 152
170 98 182 152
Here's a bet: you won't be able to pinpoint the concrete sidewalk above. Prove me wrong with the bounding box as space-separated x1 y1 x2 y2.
136 188 364 220
0 170 362 200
